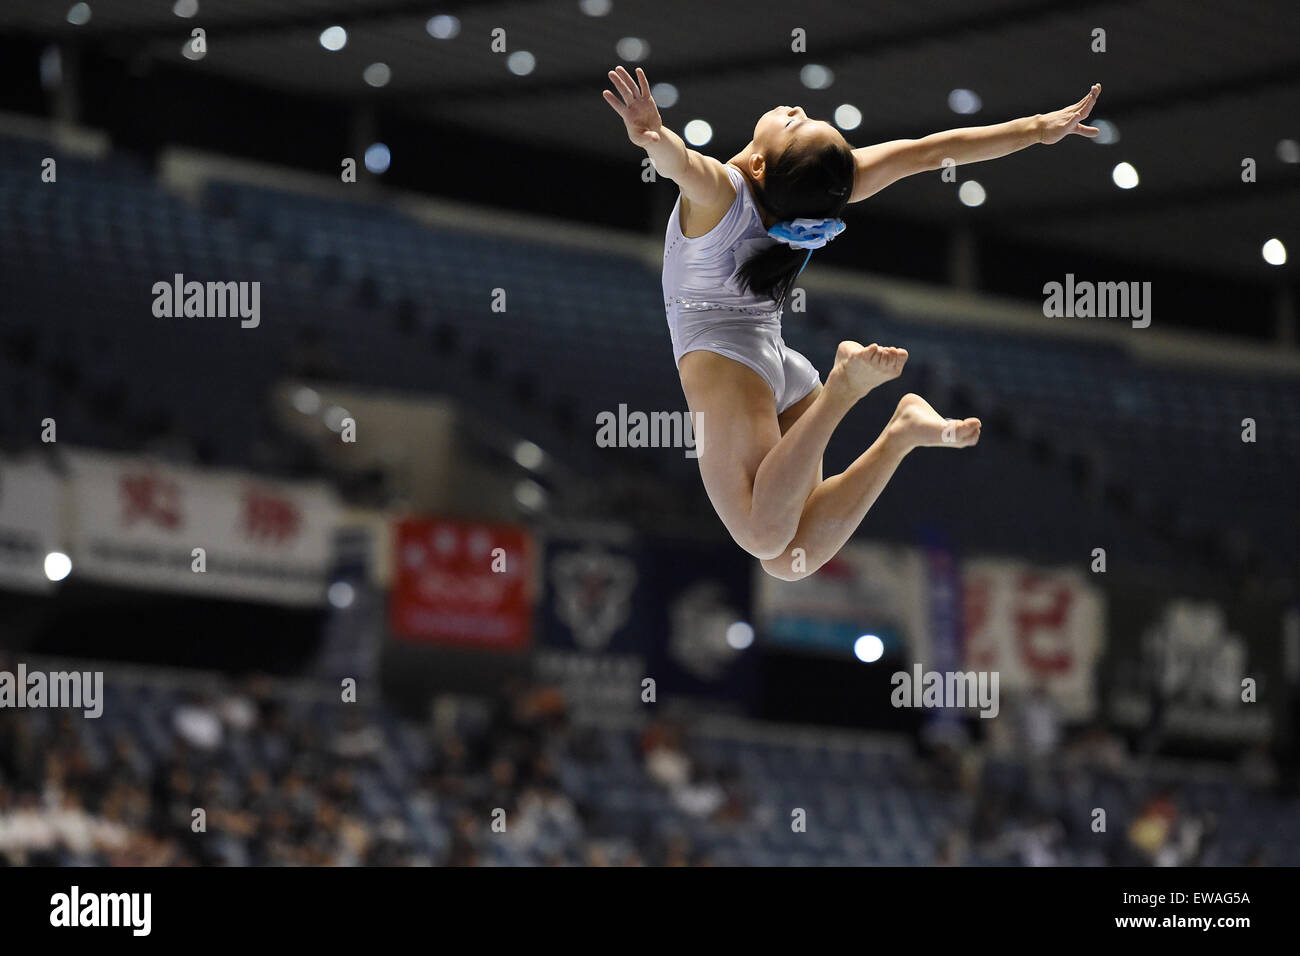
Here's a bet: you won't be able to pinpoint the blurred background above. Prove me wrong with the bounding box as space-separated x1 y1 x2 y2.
0 0 1297 867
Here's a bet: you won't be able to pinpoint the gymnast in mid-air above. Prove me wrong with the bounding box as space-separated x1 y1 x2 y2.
603 66 1101 580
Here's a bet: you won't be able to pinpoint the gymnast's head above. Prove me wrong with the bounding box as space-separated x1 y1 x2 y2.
735 105 854 307
745 105 853 206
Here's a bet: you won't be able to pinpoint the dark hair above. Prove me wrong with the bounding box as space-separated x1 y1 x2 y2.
736 139 854 311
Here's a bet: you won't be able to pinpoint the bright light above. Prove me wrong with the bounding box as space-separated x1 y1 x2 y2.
651 82 678 108
514 479 547 511
364 143 391 174
1092 118 1119 144
363 63 391 87
1262 238 1287 266
45 552 72 582
834 104 862 131
427 15 461 39
684 119 712 146
1111 161 1139 189
959 180 986 207
173 0 199 17
1278 139 1300 164
948 89 981 115
513 440 544 470
725 622 754 650
616 37 649 62
319 26 347 51
323 405 351 432
579 0 613 15
328 581 355 609
800 64 833 90
854 634 884 663
66 3 91 26
507 51 535 76
291 387 321 414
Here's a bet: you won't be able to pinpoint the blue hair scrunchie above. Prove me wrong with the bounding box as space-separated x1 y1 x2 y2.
768 217 846 280
767 217 846 250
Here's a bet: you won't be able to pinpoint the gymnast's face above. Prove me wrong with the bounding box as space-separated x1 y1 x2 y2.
750 105 848 172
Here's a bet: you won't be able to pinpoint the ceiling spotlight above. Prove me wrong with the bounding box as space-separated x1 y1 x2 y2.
959 180 986 207
725 621 755 650
800 64 833 90
1091 118 1119 144
513 440 545 470
319 26 347 51
363 63 392 87
834 104 862 130
650 82 678 108
948 89 981 114
365 143 391 174
45 552 72 582
328 581 355 608
1111 161 1139 189
684 119 712 146
427 15 461 39
507 51 536 75
616 37 649 62
854 634 884 663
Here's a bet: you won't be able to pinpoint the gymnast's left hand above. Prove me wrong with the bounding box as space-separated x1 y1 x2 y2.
1038 84 1101 145
603 65 664 148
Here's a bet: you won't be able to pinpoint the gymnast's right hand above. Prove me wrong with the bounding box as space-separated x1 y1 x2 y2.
603 65 663 147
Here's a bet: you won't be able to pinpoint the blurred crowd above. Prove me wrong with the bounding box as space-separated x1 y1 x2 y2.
0 667 734 866
0 663 1292 867
925 688 1285 866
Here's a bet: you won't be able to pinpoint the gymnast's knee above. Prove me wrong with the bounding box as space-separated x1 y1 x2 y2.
760 547 819 582
733 526 793 563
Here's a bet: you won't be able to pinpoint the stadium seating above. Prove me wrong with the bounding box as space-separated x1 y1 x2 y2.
3 668 1293 866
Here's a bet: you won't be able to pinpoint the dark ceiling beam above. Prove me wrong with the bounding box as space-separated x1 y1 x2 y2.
2 0 542 43
387 0 1124 105
1087 58 1300 116
854 58 1300 149
992 172 1300 223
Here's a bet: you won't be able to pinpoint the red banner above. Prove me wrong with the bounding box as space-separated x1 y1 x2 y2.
961 558 1104 719
389 517 533 650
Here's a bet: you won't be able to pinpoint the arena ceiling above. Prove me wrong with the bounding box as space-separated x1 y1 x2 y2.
2 0 1298 282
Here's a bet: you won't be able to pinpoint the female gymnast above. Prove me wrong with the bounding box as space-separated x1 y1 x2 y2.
603 65 1101 580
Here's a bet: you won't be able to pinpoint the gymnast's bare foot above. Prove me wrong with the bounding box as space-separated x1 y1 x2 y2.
886 392 981 450
827 341 908 402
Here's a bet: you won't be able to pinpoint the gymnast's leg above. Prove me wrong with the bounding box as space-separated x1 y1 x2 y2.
677 340 909 560
759 392 980 581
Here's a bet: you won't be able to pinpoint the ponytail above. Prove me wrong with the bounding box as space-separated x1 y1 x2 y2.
735 140 853 311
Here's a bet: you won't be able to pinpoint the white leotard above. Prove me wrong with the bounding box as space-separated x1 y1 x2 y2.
661 163 821 413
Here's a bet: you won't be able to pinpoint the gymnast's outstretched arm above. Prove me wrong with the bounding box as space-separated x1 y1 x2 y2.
602 64 735 211
848 83 1102 202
